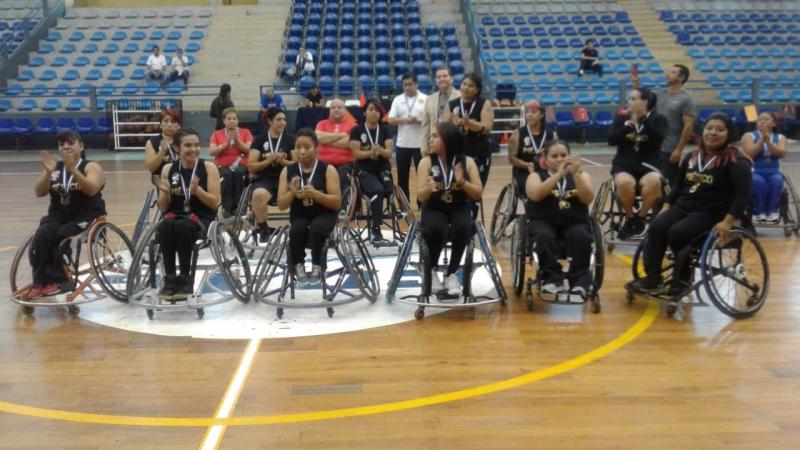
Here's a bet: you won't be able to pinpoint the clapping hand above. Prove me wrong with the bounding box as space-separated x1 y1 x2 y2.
289 176 301 195
428 176 440 192
38 151 57 173
190 176 200 194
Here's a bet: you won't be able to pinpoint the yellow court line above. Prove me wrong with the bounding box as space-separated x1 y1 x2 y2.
0 302 659 427
199 338 262 450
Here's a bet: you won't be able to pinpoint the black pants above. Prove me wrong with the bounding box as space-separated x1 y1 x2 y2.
159 217 206 279
358 169 394 231
289 211 337 265
29 219 88 284
420 207 473 276
396 146 421 201
168 70 189 85
475 152 491 187
219 165 247 216
513 170 529 199
580 62 603 76
643 206 721 285
528 220 593 288
659 151 679 188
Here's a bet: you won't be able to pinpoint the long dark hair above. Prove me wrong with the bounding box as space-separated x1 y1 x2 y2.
691 112 742 169
461 72 483 97
218 83 231 98
435 122 464 168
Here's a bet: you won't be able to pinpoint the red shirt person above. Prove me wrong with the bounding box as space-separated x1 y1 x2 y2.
315 99 356 191
209 107 253 216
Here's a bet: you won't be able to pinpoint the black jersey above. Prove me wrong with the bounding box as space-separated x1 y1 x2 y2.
669 148 752 219
608 112 667 174
526 171 589 227
148 134 179 176
513 126 551 179
48 159 106 222
350 123 392 174
425 154 472 211
448 96 491 160
287 160 333 218
167 158 216 222
250 131 294 183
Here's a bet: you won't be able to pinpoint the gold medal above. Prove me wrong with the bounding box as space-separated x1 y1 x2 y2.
460 125 468 135
183 202 191 213
302 198 314 207
689 183 700 194
559 200 570 210
60 194 70 206
441 190 453 203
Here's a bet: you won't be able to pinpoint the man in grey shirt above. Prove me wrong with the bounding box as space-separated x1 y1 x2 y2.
656 64 696 184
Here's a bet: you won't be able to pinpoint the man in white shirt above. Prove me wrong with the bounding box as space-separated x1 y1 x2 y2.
146 45 167 83
168 48 190 86
388 73 427 200
295 46 314 81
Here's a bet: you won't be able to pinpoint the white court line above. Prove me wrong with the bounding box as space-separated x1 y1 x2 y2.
0 170 147 176
578 156 603 166
199 338 262 450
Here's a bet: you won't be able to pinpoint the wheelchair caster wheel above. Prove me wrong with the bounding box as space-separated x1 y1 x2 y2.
68 305 80 316
626 291 634 304
525 294 533 312
666 304 678 317
784 227 792 238
606 243 615 253
414 307 425 320
590 296 601 314
146 309 154 320
327 307 334 318
197 308 204 319
22 306 34 316
277 308 284 319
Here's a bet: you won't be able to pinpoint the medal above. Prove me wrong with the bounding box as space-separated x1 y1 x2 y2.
265 131 283 157
551 172 570 210
689 151 717 194
178 159 199 214
441 191 453 203
458 98 476 135
437 156 456 203
299 160 319 208
60 158 82 207
525 128 546 156
365 125 380 159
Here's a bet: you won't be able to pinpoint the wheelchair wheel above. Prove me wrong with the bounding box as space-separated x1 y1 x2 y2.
490 183 516 245
252 226 288 299
88 222 134 302
386 221 419 302
126 224 162 302
591 179 612 223
231 184 255 241
339 227 380 302
417 233 432 298
781 174 800 236
510 217 527 296
210 221 252 303
589 217 605 295
132 189 155 247
9 232 35 302
475 222 508 304
699 228 769 319
392 184 416 226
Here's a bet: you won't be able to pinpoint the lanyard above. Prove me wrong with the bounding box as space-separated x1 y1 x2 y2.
163 135 177 161
437 156 456 190
62 159 83 194
697 151 717 173
178 159 199 206
633 112 650 134
265 132 283 155
548 171 567 198
526 127 546 154
459 98 476 119
404 95 417 116
365 125 379 148
299 160 319 190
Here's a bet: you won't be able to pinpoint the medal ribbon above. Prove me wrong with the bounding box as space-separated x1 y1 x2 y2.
266 132 283 155
365 126 379 148
526 127 546 155
459 98 476 119
299 160 319 191
437 156 456 190
62 158 83 197
179 159 200 208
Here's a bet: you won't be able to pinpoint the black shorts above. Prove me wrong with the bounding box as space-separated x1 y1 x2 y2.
251 177 279 198
611 165 656 183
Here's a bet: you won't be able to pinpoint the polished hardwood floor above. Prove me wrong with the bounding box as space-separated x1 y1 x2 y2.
0 150 798 449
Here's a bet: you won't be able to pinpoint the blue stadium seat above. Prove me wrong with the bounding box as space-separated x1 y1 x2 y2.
112 31 127 41
42 99 62 111
98 83 116 96
94 56 110 67
376 75 392 91
82 43 98 54
338 75 355 96
60 43 77 54
13 118 34 135
358 75 374 93
35 117 56 133
39 69 57 81
576 92 593 105
57 118 76 132
52 83 71 96
90 31 106 41
185 43 200 53
555 110 573 126
62 69 79 81
85 69 102 81
103 43 119 53
69 31 85 42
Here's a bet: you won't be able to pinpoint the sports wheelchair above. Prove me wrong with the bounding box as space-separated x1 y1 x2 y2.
250 189 380 318
228 181 291 252
626 226 769 320
126 216 251 319
10 217 134 316
489 181 526 245
509 216 604 313
346 174 415 250
386 219 507 320
132 187 163 248
590 170 669 252
752 172 800 237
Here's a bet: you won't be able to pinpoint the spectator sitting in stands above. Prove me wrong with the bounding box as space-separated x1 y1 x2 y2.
305 85 323 108
578 40 603 77
168 48 190 86
146 45 168 83
261 87 286 112
295 46 315 80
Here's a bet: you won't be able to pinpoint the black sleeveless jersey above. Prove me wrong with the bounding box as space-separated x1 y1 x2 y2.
526 171 589 227
250 132 294 183
425 154 472 211
48 159 106 222
513 126 551 179
167 158 216 222
448 96 491 159
287 160 334 218
148 134 179 176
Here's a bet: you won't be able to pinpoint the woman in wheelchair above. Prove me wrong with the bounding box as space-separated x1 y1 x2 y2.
608 87 668 240
26 131 106 300
209 107 253 218
525 140 594 296
742 111 787 223
248 107 295 243
154 128 221 300
277 128 342 284
507 99 558 197
417 122 483 295
349 98 394 245
143 109 181 178
630 113 752 296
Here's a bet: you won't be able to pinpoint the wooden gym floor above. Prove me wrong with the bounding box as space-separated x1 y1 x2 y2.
0 148 799 449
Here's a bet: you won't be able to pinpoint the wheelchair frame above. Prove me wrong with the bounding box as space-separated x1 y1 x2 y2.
751 172 800 237
125 218 246 319
386 220 507 320
348 180 415 249
489 182 524 245
10 217 133 316
510 215 604 313
626 227 769 320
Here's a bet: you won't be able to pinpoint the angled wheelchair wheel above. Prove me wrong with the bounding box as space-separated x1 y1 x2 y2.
591 179 612 223
210 221 252 303
474 222 508 304
88 222 134 302
510 216 527 296
386 221 419 302
132 189 156 247
392 184 416 226
126 224 161 303
781 174 800 236
699 228 769 319
339 227 380 302
490 183 516 244
252 226 288 299
9 232 35 303
589 217 605 295
231 184 255 242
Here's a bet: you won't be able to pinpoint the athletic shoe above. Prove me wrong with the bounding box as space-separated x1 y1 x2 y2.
755 213 766 223
445 273 462 295
541 280 562 294
256 226 274 244
294 263 308 285
766 212 780 223
309 264 322 284
630 216 647 237
40 282 61 297
159 276 177 300
629 276 662 294
617 217 637 240
370 228 391 246
569 285 588 298
23 284 43 301
430 272 445 293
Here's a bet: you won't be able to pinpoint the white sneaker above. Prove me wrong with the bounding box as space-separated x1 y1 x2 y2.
541 281 562 294
430 273 444 293
755 213 766 223
445 274 462 295
766 212 780 223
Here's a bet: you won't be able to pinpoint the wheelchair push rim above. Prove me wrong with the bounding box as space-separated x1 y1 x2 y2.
88 221 135 303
